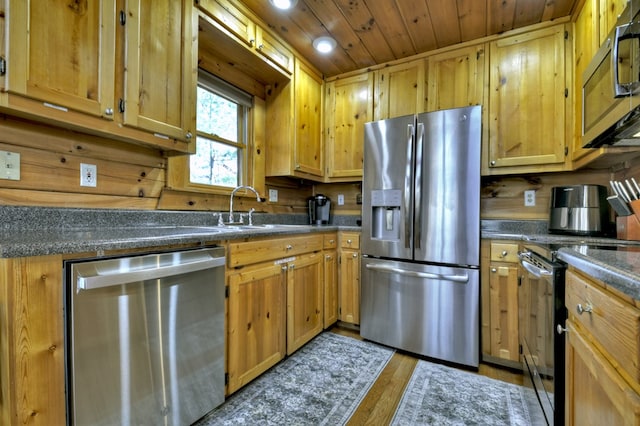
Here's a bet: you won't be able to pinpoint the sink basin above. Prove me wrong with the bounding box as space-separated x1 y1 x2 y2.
224 224 308 231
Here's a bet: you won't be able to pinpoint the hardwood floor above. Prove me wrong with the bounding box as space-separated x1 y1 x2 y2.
330 326 524 425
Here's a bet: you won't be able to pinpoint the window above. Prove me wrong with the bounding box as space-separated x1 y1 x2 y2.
191 70 252 188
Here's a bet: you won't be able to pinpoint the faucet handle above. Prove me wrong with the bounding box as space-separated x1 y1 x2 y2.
217 213 225 226
248 208 255 226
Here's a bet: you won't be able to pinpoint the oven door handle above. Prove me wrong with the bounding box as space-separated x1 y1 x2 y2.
520 259 552 278
77 255 225 291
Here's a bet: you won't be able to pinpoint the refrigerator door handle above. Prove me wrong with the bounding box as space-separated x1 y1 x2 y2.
414 122 425 250
365 263 469 284
404 124 414 249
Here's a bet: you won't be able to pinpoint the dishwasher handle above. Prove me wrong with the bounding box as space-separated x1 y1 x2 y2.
77 252 225 291
365 263 469 283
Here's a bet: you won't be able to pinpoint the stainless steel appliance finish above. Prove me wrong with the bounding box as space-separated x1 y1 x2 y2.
65 247 226 426
582 0 640 148
548 185 610 236
361 105 481 368
308 194 331 225
519 245 566 426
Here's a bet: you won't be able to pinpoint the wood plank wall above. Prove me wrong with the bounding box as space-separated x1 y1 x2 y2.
1 113 638 221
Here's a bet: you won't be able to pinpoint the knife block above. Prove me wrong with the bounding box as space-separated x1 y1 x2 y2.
617 214 640 240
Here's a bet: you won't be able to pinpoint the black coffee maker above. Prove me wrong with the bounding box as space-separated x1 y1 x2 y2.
308 194 331 225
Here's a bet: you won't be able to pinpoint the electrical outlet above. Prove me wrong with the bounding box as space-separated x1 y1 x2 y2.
0 150 20 180
524 190 536 206
80 163 97 187
268 188 278 202
337 194 345 205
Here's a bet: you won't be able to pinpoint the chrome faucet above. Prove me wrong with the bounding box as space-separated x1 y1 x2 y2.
229 185 262 224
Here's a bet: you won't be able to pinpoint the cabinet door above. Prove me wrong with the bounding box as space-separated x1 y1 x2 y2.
599 0 629 45
325 73 373 179
573 0 600 161
489 264 520 362
286 252 323 355
323 249 339 328
256 26 294 75
227 262 286 394
339 249 360 324
123 0 195 142
374 59 427 120
488 25 568 171
294 60 323 177
565 320 640 425
196 0 255 48
428 45 485 112
6 0 116 117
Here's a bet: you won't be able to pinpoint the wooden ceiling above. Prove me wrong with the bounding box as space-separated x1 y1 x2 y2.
239 0 581 77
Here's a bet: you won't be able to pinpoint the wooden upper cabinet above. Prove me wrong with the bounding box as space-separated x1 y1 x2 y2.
266 59 323 180
325 73 374 180
123 0 196 142
255 26 294 75
197 0 255 48
374 59 427 120
0 0 195 154
427 45 485 112
486 24 569 175
599 0 629 44
5 0 116 118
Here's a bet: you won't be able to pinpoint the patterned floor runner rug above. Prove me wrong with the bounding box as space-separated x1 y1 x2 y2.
195 332 394 426
391 359 534 426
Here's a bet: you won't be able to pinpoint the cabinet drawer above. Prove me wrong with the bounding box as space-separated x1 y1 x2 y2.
255 26 293 74
566 270 640 383
323 234 337 250
228 235 323 268
340 233 360 249
490 242 519 263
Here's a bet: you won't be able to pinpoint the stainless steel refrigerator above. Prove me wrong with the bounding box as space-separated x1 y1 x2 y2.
360 105 481 368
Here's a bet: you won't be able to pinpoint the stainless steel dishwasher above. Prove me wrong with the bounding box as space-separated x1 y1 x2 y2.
64 247 226 426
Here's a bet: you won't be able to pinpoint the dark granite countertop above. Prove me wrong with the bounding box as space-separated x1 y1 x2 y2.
482 219 640 302
0 206 360 258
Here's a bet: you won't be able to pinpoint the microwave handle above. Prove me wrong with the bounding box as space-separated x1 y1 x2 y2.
613 22 640 97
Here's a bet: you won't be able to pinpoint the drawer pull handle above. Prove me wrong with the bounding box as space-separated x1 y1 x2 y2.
347 239 352 244
501 250 508 257
286 244 293 250
576 303 593 315
352 253 358 258
557 324 568 335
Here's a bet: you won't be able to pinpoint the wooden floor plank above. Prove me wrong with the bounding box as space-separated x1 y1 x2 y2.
329 325 525 424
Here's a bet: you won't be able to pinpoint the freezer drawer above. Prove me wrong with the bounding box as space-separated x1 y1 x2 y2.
360 257 479 367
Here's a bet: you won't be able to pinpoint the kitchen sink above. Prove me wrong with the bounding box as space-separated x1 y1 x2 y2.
225 224 309 231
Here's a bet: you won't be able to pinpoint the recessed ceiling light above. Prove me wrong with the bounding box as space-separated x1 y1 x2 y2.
313 36 337 54
269 0 298 10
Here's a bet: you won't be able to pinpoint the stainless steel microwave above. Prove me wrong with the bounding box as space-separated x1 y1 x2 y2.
582 0 640 148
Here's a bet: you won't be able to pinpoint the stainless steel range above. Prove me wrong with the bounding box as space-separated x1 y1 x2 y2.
518 244 567 426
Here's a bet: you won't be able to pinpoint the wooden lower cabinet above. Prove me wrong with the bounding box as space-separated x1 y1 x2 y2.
0 255 66 426
564 269 640 425
480 240 521 366
339 232 360 325
227 261 287 394
323 234 339 328
286 252 324 355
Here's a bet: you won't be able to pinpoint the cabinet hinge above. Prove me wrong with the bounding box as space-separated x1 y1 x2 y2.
118 98 125 113
476 50 481 60
519 344 523 355
0 57 5 76
565 146 569 156
564 30 569 40
119 10 126 26
564 88 569 98
224 372 229 385
225 285 229 298
518 275 522 286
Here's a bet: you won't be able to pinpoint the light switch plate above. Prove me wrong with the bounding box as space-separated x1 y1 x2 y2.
0 150 20 180
269 189 278 203
337 194 345 205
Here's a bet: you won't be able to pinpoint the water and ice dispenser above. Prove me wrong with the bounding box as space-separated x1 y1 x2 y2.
370 189 402 241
